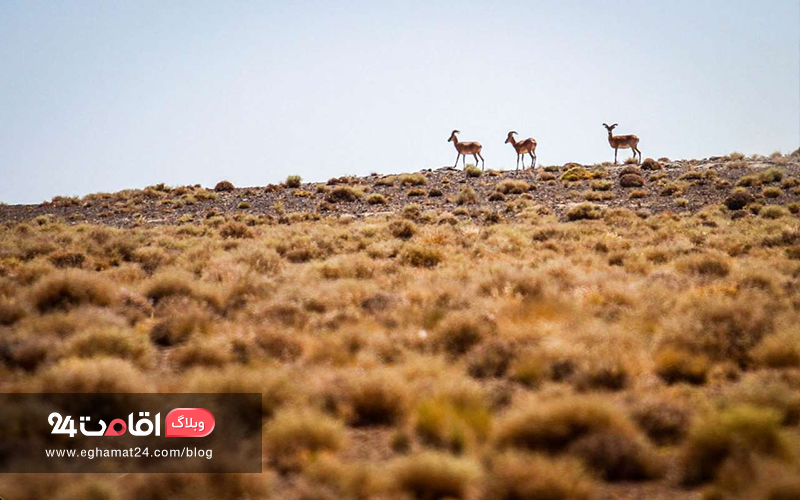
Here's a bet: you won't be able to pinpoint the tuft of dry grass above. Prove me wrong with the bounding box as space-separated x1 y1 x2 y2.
263 408 346 472
214 180 235 192
680 405 789 486
654 347 710 385
390 451 481 500
30 270 116 313
483 452 596 500
567 203 603 221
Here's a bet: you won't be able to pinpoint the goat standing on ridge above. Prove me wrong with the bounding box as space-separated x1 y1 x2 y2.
448 130 485 171
603 123 641 164
505 131 537 172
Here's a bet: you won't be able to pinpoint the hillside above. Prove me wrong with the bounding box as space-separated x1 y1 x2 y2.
1 151 800 500
2 152 800 227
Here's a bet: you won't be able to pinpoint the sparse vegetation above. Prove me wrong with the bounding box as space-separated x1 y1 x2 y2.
2 153 800 498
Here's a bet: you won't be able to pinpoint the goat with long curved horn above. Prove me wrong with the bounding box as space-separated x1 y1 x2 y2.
603 123 641 164
448 130 485 171
505 131 537 172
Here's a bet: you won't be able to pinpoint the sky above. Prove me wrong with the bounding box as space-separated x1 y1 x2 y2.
1 0 798 204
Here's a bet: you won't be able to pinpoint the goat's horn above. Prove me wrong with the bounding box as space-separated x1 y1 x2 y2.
602 123 609 127
611 123 618 127
509 131 517 135
452 130 460 134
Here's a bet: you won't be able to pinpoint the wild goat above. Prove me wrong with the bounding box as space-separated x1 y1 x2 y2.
603 123 641 164
505 131 537 171
448 130 485 170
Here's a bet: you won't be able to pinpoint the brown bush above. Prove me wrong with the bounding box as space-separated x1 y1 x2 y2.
482 452 596 500
631 399 692 445
30 270 116 313
567 430 664 481
390 452 480 500
654 347 710 385
619 174 645 188
435 315 494 357
263 408 345 472
494 396 636 453
680 406 788 485
214 180 235 192
389 219 417 239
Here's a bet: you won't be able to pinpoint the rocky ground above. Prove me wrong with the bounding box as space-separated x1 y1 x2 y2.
2 152 799 227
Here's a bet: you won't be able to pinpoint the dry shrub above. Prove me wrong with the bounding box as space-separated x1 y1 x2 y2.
401 244 443 268
466 339 514 378
36 358 149 393
574 352 629 392
144 270 220 309
483 452 596 500
219 221 254 239
317 254 376 280
641 158 662 170
366 193 387 205
567 430 664 481
494 396 636 453
760 205 790 219
619 174 645 188
631 398 692 445
653 347 710 385
390 451 481 500
132 246 170 274
675 252 731 278
0 297 26 325
494 396 659 481
66 327 153 368
434 315 494 357
285 175 302 188
496 180 530 194
456 186 479 205
680 406 789 485
399 173 427 186
325 186 361 203
49 250 86 269
322 371 410 427
171 337 234 369
414 384 492 453
214 180 234 192
567 203 603 221
508 350 550 388
464 165 482 178
662 292 777 365
263 408 345 472
750 330 800 369
561 167 590 181
724 187 753 210
301 457 382 500
149 300 212 346
255 330 304 362
390 219 417 239
30 270 116 312
233 246 283 275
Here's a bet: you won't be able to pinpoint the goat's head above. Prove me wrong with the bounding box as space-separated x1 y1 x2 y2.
602 123 618 132
505 131 517 144
448 130 460 142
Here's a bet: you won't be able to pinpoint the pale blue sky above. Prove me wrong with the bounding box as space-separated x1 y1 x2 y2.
1 0 798 204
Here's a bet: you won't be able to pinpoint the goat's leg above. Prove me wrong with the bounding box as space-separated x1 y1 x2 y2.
614 148 618 164
462 154 466 169
479 153 485 170
529 152 536 169
453 153 460 169
473 154 479 168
